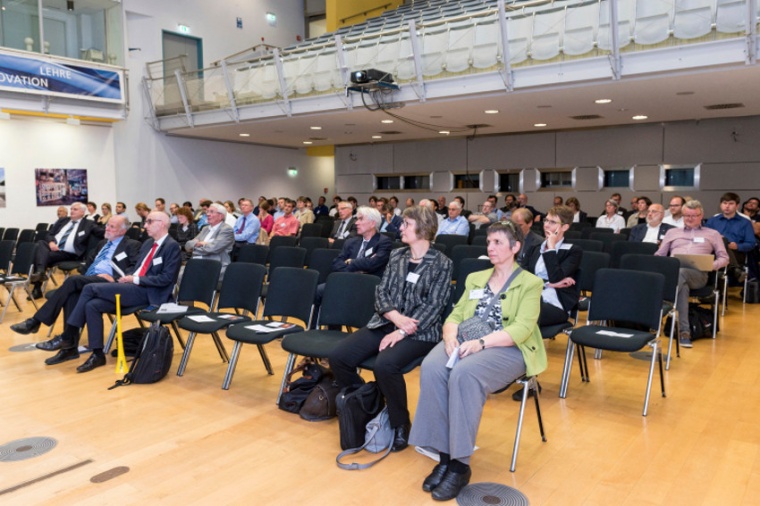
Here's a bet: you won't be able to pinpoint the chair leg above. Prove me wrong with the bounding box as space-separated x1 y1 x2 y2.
510 376 546 472
104 320 118 354
0 289 12 323
665 310 677 370
658 345 666 398
576 344 589 382
642 340 660 417
256 344 274 375
712 291 719 339
176 332 197 376
170 321 186 349
277 353 297 405
559 339 575 399
211 332 230 363
222 341 243 390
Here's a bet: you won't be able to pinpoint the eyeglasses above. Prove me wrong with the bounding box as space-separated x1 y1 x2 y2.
544 219 562 226
144 219 159 225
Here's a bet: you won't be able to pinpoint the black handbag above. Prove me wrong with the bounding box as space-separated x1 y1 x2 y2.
335 382 385 450
278 359 328 414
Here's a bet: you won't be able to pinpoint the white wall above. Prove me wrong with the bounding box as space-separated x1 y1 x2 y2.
0 117 117 229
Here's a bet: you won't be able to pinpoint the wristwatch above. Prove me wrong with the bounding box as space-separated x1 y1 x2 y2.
398 329 407 337
479 338 486 350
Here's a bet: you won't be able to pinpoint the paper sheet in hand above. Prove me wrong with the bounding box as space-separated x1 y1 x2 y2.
446 347 460 369
596 330 635 338
187 315 216 323
157 303 188 314
110 260 126 278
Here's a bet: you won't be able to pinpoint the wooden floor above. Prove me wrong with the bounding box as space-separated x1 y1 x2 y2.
1 280 759 506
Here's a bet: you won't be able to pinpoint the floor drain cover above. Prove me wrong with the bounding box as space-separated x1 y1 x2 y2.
457 482 529 506
8 343 40 353
0 437 57 462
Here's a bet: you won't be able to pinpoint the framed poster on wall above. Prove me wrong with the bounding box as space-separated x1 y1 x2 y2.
35 169 88 206
0 168 5 208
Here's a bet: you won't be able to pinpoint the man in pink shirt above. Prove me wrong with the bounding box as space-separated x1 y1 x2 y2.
272 199 299 237
655 200 729 348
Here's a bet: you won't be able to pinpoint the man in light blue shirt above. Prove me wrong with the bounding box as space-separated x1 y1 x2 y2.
436 200 469 237
232 198 261 260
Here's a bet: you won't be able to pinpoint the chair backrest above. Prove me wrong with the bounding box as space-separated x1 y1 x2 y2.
315 215 334 238
267 235 298 262
0 240 15 273
610 240 658 268
0 227 5 241
619 253 680 303
589 232 628 253
177 259 222 307
17 229 36 244
10 242 37 276
268 246 307 275
237 244 269 265
588 268 664 329
35 222 50 232
392 241 406 250
307 248 340 284
563 230 582 240
298 237 329 265
564 238 604 252
435 234 469 257
582 226 612 239
331 238 345 250
264 267 319 325
471 235 487 246
300 222 324 238
215 262 267 313
431 242 446 253
319 272 381 328
577 251 610 293
451 258 492 308
3 228 19 242
450 244 488 281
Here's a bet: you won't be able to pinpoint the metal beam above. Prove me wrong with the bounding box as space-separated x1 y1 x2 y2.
408 19 426 101
497 0 514 91
175 69 194 127
608 0 622 80
220 60 240 123
273 48 292 117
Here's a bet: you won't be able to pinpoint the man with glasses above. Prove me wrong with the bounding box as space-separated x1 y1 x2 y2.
663 196 685 228
436 200 469 237
467 200 498 229
329 200 357 244
55 211 182 372
655 200 729 348
185 202 235 278
628 204 674 244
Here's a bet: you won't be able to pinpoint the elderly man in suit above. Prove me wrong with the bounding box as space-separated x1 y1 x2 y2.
185 202 235 278
30 201 104 298
11 216 141 351
628 204 674 244
329 200 357 244
332 206 393 278
511 208 543 265
51 211 182 372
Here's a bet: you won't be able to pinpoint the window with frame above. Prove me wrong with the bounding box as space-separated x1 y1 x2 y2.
454 173 479 189
604 169 630 188
404 174 430 190
498 172 520 193
375 175 401 190
539 170 572 189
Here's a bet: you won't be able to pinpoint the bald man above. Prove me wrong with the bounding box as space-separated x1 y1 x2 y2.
628 203 674 244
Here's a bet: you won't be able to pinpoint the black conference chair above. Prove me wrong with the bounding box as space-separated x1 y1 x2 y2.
563 230 582 240
576 251 610 312
307 248 340 284
299 223 324 238
176 263 267 377
0 242 38 322
298 237 329 266
435 234 468 258
0 240 14 275
620 254 681 369
446 257 491 317
279 272 380 403
690 266 727 339
35 223 50 232
471 235 487 246
0 228 5 242
581 227 612 239
315 215 334 238
589 232 627 253
236 244 269 265
450 245 487 282
3 228 19 242
563 238 604 252
16 229 36 244
267 236 298 263
609 241 658 268
331 238 345 250
560 269 666 417
223 267 319 390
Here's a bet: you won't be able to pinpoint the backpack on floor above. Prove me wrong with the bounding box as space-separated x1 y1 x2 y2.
109 321 173 389
109 327 147 357
688 304 716 340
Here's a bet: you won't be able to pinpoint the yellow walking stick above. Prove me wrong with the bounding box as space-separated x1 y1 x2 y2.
114 293 128 374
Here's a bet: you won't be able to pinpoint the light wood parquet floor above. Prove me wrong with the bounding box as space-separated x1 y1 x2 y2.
1 278 758 506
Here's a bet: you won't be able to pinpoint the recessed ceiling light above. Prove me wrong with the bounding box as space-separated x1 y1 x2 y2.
484 109 499 114
594 99 612 104
303 141 313 145
381 119 394 124
534 123 547 127
439 130 450 135
310 126 322 130
372 135 382 139
239 133 250 137
632 115 648 121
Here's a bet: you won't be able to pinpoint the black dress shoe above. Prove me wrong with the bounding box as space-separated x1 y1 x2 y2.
36 335 67 352
391 423 411 452
512 382 542 402
30 287 43 300
423 463 449 492
431 467 472 501
29 272 47 283
76 353 106 373
45 347 80 365
11 318 41 335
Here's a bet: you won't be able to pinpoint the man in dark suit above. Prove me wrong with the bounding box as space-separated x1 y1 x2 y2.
329 200 357 244
50 212 182 372
332 206 393 278
511 208 544 265
10 216 140 350
30 202 104 298
628 204 674 244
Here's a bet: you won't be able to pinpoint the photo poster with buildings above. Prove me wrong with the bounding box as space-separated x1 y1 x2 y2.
0 168 5 208
35 169 88 206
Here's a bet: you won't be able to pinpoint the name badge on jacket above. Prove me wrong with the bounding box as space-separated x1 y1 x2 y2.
406 272 420 284
153 257 163 266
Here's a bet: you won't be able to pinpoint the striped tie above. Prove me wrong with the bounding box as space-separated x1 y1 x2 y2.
57 221 77 248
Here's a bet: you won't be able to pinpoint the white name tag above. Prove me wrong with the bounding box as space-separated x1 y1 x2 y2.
365 247 373 257
114 252 127 261
406 272 420 284
77 231 85 237
280 223 286 228
693 237 705 243
153 257 163 265
469 289 485 300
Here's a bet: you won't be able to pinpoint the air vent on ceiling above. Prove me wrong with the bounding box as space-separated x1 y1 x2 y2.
379 130 403 135
570 114 603 120
704 103 744 110
466 124 491 129
309 137 327 141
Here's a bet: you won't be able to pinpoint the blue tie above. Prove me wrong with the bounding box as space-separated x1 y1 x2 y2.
85 242 113 276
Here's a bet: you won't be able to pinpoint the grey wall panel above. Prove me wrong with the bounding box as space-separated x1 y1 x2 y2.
337 174 375 193
699 162 760 191
393 139 466 173
469 133 556 168
574 166 601 192
557 124 663 166
664 117 760 163
335 144 394 175
431 171 454 192
633 164 661 192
